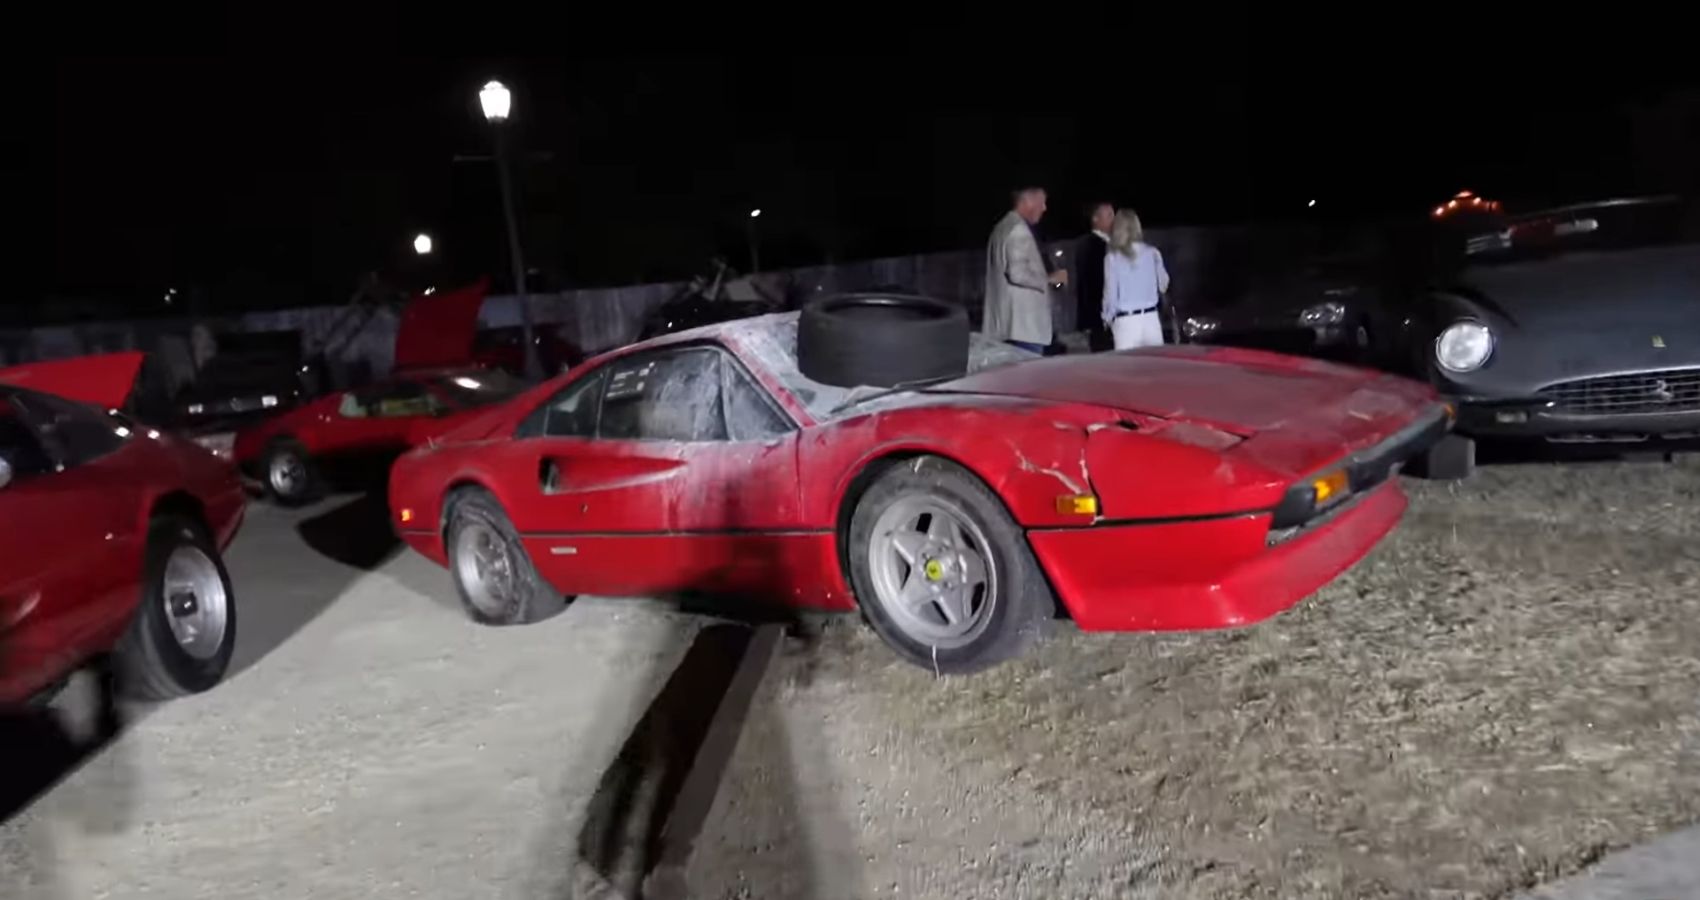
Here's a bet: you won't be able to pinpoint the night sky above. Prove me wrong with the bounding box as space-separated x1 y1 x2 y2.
6 17 1697 323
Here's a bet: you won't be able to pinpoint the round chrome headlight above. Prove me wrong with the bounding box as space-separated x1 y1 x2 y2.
1298 301 1347 326
1182 316 1220 339
1434 320 1494 373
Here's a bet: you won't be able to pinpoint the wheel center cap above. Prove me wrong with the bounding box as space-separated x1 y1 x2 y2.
923 558 945 582
169 590 199 617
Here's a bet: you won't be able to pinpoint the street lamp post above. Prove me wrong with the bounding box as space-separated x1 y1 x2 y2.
746 208 762 275
479 80 541 379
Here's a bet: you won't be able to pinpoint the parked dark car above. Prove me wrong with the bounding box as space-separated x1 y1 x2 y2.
168 332 320 459
1395 196 1700 467
1181 225 1413 367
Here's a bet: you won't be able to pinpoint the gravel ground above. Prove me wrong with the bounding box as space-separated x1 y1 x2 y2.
692 457 1700 899
6 459 1700 899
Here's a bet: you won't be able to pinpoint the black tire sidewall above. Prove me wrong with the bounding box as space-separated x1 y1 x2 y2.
262 438 316 505
445 490 556 625
798 293 970 388
846 458 1050 673
122 516 237 698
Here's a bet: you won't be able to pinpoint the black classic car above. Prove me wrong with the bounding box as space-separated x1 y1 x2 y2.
1405 196 1700 460
1180 224 1415 368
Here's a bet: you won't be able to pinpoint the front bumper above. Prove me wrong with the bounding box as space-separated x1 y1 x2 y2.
1451 396 1700 442
1030 480 1407 631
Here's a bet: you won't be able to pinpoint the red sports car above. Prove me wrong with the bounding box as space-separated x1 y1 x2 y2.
0 353 245 704
388 312 1448 672
233 283 527 504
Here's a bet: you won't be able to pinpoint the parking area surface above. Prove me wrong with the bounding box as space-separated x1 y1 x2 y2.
6 458 1700 899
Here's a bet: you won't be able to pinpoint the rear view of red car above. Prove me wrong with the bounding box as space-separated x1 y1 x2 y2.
0 353 245 704
232 282 530 504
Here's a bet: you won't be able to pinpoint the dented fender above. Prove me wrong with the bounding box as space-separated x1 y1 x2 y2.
805 399 1113 529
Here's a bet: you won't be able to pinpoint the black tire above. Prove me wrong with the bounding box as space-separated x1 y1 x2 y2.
444 488 568 625
261 437 319 506
845 456 1052 673
798 293 969 388
1408 433 1476 480
114 515 237 701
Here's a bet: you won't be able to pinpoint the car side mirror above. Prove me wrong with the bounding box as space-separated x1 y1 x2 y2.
0 456 12 491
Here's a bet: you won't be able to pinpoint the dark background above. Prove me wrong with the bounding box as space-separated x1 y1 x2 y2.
4 12 1697 324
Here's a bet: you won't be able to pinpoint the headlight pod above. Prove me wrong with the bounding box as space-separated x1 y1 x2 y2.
1434 320 1495 373
1298 301 1347 326
1182 316 1220 339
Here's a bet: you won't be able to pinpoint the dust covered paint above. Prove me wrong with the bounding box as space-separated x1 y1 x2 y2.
387 307 1445 641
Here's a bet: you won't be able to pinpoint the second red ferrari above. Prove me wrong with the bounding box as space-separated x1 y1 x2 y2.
388 302 1448 672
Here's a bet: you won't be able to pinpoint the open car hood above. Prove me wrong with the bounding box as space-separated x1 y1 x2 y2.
394 280 488 371
0 351 145 408
930 346 1386 436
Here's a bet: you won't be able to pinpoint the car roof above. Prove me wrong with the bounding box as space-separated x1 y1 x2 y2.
598 311 1037 424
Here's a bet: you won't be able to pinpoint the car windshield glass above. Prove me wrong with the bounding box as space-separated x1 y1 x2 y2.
719 312 1033 421
431 370 525 408
1463 197 1700 265
196 355 296 390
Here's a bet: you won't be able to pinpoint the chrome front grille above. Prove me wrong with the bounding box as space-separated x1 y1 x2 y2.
1539 368 1700 415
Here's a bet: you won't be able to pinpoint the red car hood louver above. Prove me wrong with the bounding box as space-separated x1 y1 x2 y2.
930 346 1383 437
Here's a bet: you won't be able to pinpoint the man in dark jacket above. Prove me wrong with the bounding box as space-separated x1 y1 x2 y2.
1077 201 1115 351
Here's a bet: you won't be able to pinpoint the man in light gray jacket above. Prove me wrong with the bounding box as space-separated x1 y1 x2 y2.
983 186 1066 353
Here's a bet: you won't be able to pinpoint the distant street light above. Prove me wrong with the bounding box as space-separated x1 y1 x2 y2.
1307 199 1317 208
746 208 762 274
413 233 434 255
478 79 539 379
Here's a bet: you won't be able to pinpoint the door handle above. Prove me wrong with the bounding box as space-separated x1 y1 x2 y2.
539 457 563 493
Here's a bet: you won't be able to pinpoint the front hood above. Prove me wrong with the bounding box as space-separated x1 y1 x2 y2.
0 351 145 408
394 280 488 370
930 346 1387 436
1460 244 1700 332
1440 244 1700 394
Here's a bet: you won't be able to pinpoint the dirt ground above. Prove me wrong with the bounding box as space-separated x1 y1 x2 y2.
8 459 1700 900
691 457 1700 899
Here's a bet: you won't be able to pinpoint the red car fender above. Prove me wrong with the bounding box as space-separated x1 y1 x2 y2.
1083 424 1288 522
811 400 1111 532
389 445 501 538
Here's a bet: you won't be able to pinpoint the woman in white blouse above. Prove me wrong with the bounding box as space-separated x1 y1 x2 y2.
1101 210 1170 350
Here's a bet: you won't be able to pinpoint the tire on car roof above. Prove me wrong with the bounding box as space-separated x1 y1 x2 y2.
797 293 970 388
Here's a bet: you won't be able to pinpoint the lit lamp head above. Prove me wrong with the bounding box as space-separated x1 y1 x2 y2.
479 80 512 122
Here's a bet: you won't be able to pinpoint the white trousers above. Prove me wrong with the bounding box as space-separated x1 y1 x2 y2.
1110 311 1164 349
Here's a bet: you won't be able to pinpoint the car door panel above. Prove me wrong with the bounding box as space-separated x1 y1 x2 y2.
492 344 807 600
516 434 801 597
0 417 139 699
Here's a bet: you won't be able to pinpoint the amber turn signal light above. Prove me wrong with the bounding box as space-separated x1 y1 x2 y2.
399 508 414 524
1311 470 1349 506
1055 494 1099 516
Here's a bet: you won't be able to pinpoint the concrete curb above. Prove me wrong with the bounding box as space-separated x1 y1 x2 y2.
1519 826 1700 899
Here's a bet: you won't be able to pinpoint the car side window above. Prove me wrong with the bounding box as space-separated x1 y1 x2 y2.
14 393 129 468
516 368 608 439
722 359 793 441
0 403 57 479
599 348 727 442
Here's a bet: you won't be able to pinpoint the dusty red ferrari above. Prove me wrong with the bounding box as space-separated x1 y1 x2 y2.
388 312 1448 672
0 353 245 704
